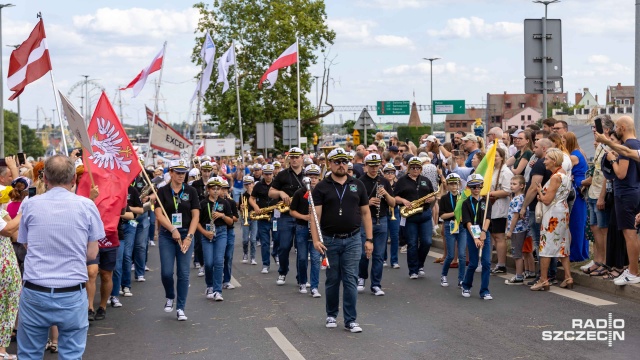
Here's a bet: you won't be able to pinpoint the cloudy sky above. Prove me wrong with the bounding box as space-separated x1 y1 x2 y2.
1 0 634 131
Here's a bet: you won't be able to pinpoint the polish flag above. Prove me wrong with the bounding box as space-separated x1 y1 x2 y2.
258 42 297 89
120 45 164 97
196 143 205 156
7 19 52 101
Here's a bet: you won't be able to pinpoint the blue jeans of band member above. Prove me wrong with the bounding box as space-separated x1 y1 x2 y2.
295 224 321 289
223 227 235 284
462 229 491 296
324 233 362 326
133 212 150 278
159 228 193 310
258 220 274 267
404 209 433 276
112 222 136 296
18 287 88 360
384 207 400 265
148 210 156 241
194 232 204 266
528 211 557 277
202 225 227 293
358 221 388 289
442 220 467 283
232 187 245 203
277 214 297 276
242 219 258 259
272 219 280 259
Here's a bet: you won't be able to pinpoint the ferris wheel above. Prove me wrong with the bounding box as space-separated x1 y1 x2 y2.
66 77 106 120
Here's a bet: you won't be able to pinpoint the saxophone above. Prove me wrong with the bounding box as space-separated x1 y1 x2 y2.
249 201 288 221
399 186 440 218
139 184 153 202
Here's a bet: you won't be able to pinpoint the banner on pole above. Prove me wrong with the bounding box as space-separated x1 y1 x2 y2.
204 139 235 156
145 106 193 157
59 90 93 156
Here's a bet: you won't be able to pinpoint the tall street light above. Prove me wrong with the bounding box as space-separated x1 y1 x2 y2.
533 0 559 120
7 44 20 152
424 57 440 133
0 3 15 158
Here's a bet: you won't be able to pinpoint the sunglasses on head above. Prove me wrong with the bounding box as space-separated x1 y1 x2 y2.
468 184 483 190
332 159 349 165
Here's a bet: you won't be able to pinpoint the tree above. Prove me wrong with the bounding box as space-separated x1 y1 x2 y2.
2 110 45 157
193 0 336 153
342 120 374 145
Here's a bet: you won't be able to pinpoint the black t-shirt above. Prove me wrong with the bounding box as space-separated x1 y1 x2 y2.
393 174 436 211
614 138 640 196
120 186 143 226
199 198 233 229
157 183 201 229
359 173 393 218
312 175 368 235
290 187 310 226
132 176 146 192
191 178 207 202
251 179 277 209
526 158 551 211
227 199 239 229
271 167 305 197
461 196 491 228
438 191 461 221
353 163 365 178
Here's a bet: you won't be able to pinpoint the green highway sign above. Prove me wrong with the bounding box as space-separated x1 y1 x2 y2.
377 101 410 116
432 100 466 115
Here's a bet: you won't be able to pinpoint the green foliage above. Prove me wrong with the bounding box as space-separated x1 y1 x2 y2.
193 0 335 153
397 126 431 146
3 110 45 157
342 120 375 144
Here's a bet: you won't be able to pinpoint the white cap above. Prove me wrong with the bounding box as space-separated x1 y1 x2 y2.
304 164 321 175
467 174 484 184
426 135 437 143
262 164 274 174
364 153 382 164
188 168 200 177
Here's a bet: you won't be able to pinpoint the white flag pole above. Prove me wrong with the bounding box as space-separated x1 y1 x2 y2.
296 36 301 148
49 71 68 155
190 51 207 163
233 40 245 167
147 41 167 165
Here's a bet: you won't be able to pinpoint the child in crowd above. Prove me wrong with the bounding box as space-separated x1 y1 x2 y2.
505 175 533 284
439 173 467 288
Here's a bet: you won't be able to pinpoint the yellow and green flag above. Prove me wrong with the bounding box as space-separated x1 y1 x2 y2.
452 139 497 233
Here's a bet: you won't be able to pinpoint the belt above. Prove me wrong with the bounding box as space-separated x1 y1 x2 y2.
24 281 86 293
322 229 360 239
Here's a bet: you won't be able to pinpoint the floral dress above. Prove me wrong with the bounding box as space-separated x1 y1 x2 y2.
539 173 571 258
0 209 21 347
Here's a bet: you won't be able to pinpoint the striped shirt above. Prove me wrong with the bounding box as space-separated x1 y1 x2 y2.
18 186 105 287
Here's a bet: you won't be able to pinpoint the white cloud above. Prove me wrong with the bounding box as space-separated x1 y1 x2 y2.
356 0 428 9
428 16 522 39
373 35 414 48
329 18 415 49
587 55 610 64
382 61 490 83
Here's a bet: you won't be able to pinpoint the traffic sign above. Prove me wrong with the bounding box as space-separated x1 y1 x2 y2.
377 101 410 116
432 100 466 115
354 108 376 130
524 19 562 78
282 119 298 147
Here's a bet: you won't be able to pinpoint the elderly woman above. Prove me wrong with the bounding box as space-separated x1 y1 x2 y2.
0 210 21 360
531 148 573 291
564 132 589 262
488 148 514 274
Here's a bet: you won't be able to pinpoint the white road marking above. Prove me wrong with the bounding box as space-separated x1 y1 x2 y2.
265 327 305 360
230 275 242 288
94 333 115 337
427 250 617 306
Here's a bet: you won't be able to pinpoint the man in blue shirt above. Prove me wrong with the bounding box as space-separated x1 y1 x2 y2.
462 134 480 168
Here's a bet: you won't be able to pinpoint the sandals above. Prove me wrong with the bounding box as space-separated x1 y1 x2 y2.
583 262 602 274
604 269 621 280
50 342 58 354
0 353 17 360
589 266 609 277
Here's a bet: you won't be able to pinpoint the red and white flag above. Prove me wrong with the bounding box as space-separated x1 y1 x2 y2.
7 19 52 101
77 92 142 245
120 45 164 97
145 106 193 156
258 42 297 89
195 143 204 156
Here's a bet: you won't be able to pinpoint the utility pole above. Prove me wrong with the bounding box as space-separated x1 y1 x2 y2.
533 0 559 120
424 57 440 133
7 44 21 152
0 3 15 157
81 75 89 121
314 75 320 114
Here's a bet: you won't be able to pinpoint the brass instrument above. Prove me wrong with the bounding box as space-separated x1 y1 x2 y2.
320 145 337 179
399 187 440 218
241 195 249 226
139 184 153 202
249 201 289 221
389 205 397 220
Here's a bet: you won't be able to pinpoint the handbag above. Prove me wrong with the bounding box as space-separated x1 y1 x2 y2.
489 165 503 205
535 201 543 223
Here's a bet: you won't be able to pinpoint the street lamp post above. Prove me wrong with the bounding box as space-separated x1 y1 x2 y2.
314 75 320 114
0 3 15 157
7 44 21 152
424 57 440 134
533 0 560 120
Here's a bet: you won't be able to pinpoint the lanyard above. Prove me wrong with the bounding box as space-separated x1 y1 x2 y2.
471 197 479 224
171 184 185 212
332 181 348 216
449 192 455 209
207 201 219 221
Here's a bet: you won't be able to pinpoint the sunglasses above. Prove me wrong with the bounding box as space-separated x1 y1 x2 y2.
367 164 380 167
207 186 221 190
332 159 349 165
409 166 422 170
398 150 404 153
289 155 300 159
468 185 483 190
384 171 395 174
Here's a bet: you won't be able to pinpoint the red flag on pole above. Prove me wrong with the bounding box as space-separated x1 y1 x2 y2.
120 45 164 97
77 92 142 245
258 42 298 89
6 19 52 100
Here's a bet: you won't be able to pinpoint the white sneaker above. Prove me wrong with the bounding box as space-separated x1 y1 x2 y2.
383 261 388 267
400 245 407 253
392 263 400 269
276 275 286 285
198 268 205 277
136 276 146 282
177 309 187 321
131 264 135 271
614 269 640 285
357 278 365 292
145 266 150 271
482 293 494 300
306 282 310 288
195 262 201 269
418 268 426 277
109 296 122 308
261 267 269 274
325 317 337 328
205 287 214 299
345 322 363 333
440 276 449 287
242 254 248 263
149 240 156 247
222 283 236 290
311 288 322 298
476 264 483 273
409 273 419 279
461 289 471 298
251 258 257 265
580 260 595 272
371 286 385 296
164 299 174 312
122 287 133 297
299 284 308 294
119 288 124 296
213 292 224 301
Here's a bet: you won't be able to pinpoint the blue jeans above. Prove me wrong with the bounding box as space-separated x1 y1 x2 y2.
148 210 156 241
158 228 193 310
384 207 400 265
404 209 433 276
112 222 136 296
442 220 467 283
202 226 227 292
462 229 491 297
18 287 88 360
295 224 321 288
258 220 274 267
277 214 297 276
232 187 244 203
528 211 556 277
324 233 362 325
359 221 388 289
194 232 204 266
242 219 257 258
133 212 150 278
223 227 235 283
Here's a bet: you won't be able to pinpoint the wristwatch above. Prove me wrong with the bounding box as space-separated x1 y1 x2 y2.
366 238 374 243
186 234 194 240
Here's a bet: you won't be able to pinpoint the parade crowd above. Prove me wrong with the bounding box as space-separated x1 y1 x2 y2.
1 115 640 358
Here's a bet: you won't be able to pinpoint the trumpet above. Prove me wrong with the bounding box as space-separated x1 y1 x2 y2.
399 187 440 218
389 205 397 221
249 201 289 221
240 195 249 226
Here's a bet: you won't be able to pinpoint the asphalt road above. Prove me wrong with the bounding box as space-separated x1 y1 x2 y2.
9 223 640 360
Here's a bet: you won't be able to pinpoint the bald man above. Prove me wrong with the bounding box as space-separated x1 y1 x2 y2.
486 127 509 154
